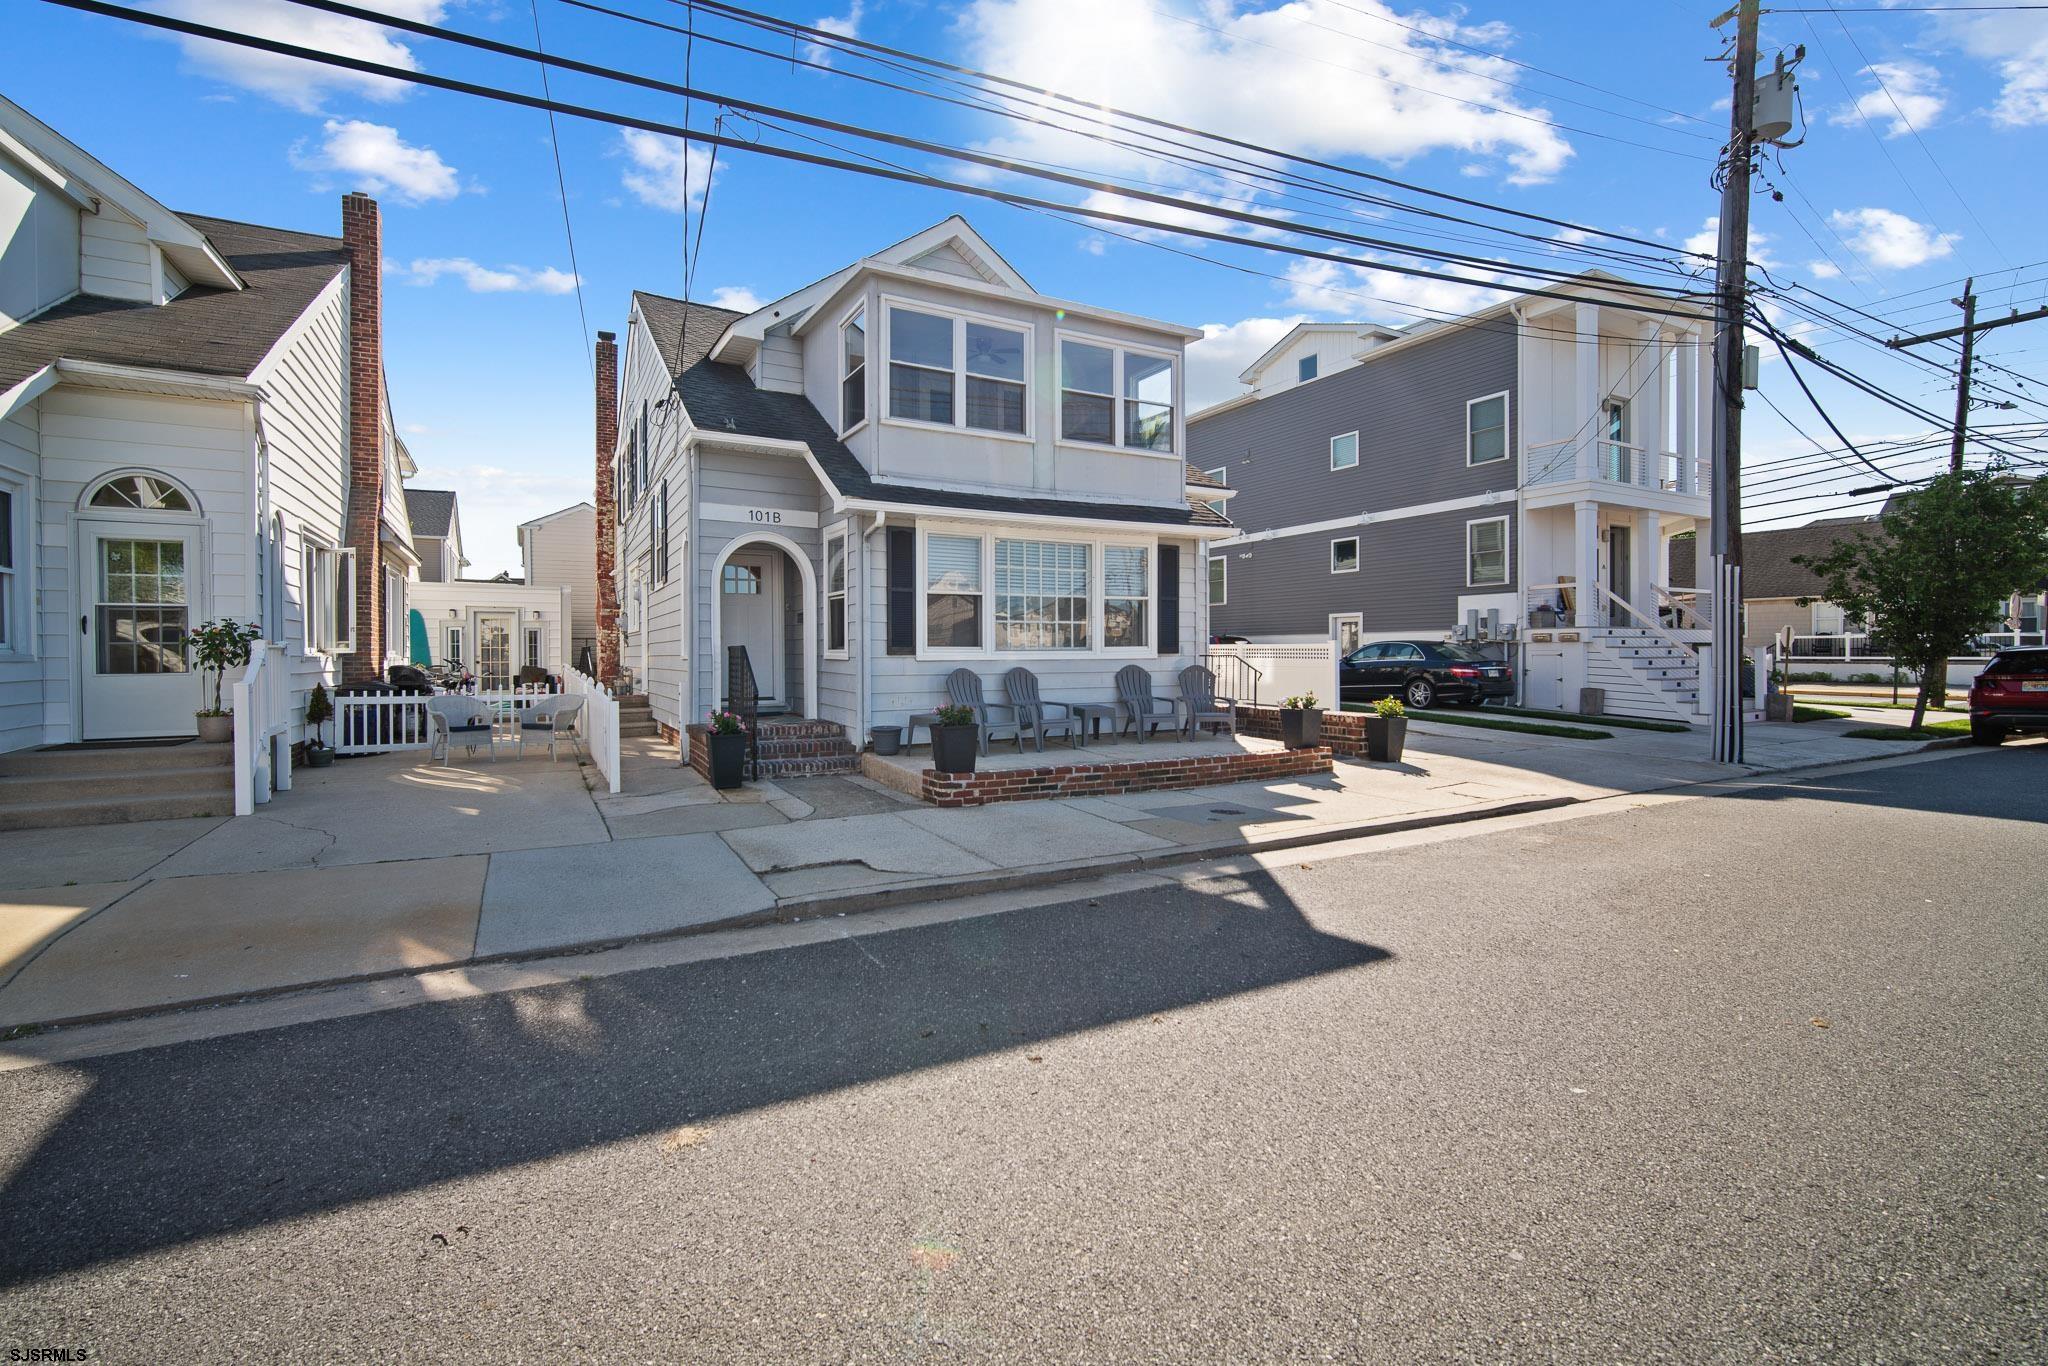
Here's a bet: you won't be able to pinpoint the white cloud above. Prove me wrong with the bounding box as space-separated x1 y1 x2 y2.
1828 207 1959 270
401 258 581 294
1932 9 2048 127
1680 216 1776 270
410 463 590 578
1078 236 1107 257
1807 260 1843 280
293 119 461 204
707 285 765 311
617 130 719 212
157 0 447 112
803 1 864 65
956 0 1576 209
1282 255 1507 320
1829 60 1946 138
1184 316 1308 411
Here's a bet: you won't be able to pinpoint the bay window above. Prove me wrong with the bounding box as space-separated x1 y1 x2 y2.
925 533 983 649
1059 336 1178 455
840 308 866 432
995 538 1090 651
919 527 1158 657
886 302 1030 435
889 307 957 426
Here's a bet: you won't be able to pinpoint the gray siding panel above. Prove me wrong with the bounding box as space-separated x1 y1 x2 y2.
1189 322 1517 531
1212 507 1515 638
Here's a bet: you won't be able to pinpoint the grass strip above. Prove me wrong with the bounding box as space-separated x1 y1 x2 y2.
1344 704 1611 740
1843 719 1972 741
1480 705 1689 733
1793 706 1852 722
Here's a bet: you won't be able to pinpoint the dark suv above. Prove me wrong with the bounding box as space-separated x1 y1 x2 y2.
1968 647 2048 745
1340 641 1514 709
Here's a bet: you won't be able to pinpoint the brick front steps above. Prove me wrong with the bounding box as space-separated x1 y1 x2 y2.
685 717 860 781
616 694 659 739
911 743 1332 807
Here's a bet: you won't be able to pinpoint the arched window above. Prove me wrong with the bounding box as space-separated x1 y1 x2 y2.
88 474 194 512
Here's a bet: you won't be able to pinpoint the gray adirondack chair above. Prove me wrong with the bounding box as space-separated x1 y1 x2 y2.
1177 665 1238 740
1001 667 1080 752
944 668 1025 755
1115 665 1179 743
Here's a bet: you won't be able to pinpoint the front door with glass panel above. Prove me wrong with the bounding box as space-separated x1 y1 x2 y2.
476 612 515 691
721 553 781 703
1606 525 1632 610
81 523 203 739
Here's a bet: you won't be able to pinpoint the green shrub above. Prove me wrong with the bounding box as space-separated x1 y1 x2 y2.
1371 697 1405 719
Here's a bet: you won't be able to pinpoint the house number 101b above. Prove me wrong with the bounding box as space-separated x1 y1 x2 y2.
748 509 783 524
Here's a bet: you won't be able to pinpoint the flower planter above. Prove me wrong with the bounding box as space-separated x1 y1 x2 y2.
707 731 748 789
931 723 979 775
1365 715 1408 763
1279 707 1324 750
305 743 335 769
196 713 232 745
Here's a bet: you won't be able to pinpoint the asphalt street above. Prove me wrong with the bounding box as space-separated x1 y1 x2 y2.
0 746 2043 1361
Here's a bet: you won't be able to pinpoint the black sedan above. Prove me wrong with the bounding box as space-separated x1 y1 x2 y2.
1340 641 1514 709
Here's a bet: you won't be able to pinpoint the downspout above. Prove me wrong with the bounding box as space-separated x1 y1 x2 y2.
860 509 886 747
1509 301 1528 708
251 392 274 637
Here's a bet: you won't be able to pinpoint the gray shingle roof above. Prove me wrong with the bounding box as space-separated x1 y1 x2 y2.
404 488 458 538
1185 465 1225 489
0 215 348 395
1665 519 1879 598
634 291 1229 530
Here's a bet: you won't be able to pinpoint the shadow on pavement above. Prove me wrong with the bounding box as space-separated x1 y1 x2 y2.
0 869 1385 1286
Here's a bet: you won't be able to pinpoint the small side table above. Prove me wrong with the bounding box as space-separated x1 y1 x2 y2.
1071 702 1120 747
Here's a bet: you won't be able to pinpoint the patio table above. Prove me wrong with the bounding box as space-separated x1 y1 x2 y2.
906 710 943 748
1071 702 1120 746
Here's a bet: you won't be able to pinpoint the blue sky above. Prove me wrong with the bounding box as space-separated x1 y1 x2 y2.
10 0 2046 573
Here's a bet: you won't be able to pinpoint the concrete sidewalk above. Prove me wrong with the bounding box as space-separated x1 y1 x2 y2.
0 717 1970 1031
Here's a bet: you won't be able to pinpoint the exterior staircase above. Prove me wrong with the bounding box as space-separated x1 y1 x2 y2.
753 717 860 778
1587 628 1705 723
0 741 235 831
615 693 659 740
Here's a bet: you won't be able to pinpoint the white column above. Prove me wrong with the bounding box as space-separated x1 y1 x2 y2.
1575 302 1604 480
1636 320 1664 488
1574 500 1601 627
1687 323 1710 494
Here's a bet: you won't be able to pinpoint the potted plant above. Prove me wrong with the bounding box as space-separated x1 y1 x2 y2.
705 709 749 790
1278 693 1324 749
1365 696 1408 763
930 702 980 775
303 682 336 767
184 618 263 744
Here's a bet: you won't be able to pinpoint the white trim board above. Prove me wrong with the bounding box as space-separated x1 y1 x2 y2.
1210 489 1512 549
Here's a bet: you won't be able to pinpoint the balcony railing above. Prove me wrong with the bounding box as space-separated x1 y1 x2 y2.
1788 630 2045 660
1527 437 1706 494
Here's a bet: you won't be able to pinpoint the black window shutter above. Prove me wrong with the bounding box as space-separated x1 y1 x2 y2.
887 526 916 655
1157 544 1181 656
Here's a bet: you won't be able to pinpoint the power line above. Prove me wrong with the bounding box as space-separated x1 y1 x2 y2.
528 0 592 373
56 0 1716 326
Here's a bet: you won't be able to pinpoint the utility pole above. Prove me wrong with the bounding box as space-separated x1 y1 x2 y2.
1708 0 1762 767
1887 287 2048 472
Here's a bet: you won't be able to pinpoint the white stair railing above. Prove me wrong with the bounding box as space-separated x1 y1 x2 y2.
231 642 292 816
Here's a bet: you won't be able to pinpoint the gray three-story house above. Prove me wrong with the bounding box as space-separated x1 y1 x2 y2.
1191 275 1718 723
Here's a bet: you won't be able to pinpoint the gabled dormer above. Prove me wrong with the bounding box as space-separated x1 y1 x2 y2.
1 93 241 328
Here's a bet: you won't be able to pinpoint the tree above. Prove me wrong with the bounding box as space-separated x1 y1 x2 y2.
1795 469 2048 728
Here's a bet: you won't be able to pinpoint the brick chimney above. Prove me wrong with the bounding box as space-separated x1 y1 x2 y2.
595 330 620 684
341 191 383 684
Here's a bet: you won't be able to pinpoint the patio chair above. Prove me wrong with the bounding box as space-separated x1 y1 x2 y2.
944 668 1025 755
425 694 496 765
1001 667 1080 752
1115 665 1180 743
514 694 585 763
1177 665 1238 740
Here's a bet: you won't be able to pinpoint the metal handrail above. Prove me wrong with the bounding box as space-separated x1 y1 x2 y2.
1200 651 1264 705
1599 583 1698 659
724 645 761 780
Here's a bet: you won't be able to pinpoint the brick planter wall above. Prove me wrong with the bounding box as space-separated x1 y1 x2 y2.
683 724 713 783
920 745 1332 807
1238 706 1370 759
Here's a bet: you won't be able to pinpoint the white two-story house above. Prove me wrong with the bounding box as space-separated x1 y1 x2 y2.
1193 274 1717 723
602 217 1232 760
0 93 413 819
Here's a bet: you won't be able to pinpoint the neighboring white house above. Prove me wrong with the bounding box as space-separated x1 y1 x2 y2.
0 93 414 763
404 487 467 582
519 500 597 671
601 216 1233 749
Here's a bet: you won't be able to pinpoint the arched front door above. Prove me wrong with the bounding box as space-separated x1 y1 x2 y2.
76 473 206 740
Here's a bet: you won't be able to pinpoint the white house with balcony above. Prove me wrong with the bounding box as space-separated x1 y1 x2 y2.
602 217 1232 773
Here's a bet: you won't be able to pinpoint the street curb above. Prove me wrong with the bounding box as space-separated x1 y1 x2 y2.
0 736 1983 1037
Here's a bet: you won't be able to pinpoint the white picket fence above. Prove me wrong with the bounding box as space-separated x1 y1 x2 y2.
1207 642 1338 707
230 641 292 817
565 667 621 794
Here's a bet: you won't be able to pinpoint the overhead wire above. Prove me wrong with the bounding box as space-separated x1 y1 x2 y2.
527 0 593 373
